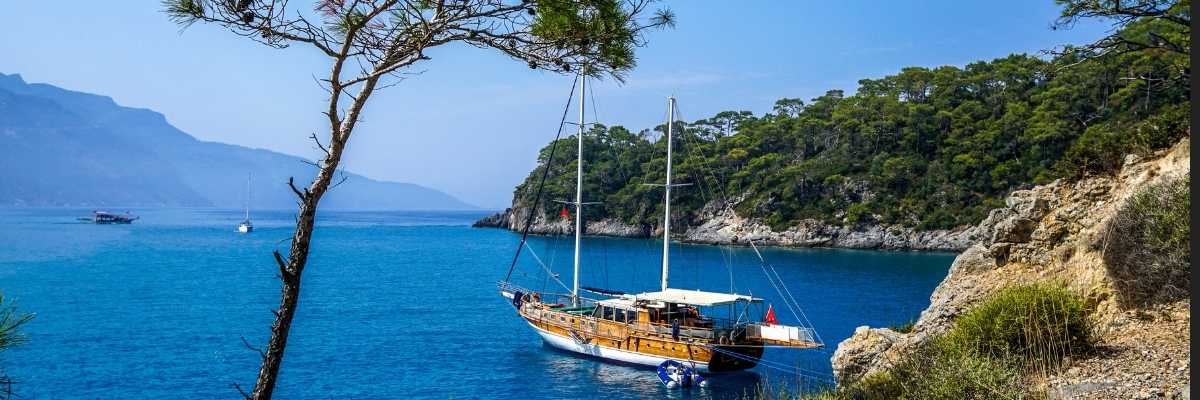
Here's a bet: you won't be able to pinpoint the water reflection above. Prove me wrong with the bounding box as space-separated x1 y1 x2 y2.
526 342 768 399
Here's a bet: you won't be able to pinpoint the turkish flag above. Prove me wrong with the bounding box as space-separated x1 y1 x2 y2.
560 206 570 219
764 304 778 325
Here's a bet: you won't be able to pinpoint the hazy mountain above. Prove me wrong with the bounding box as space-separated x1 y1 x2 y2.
0 73 475 210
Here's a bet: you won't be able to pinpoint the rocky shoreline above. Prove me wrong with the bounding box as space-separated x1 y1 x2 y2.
472 202 979 252
830 138 1191 399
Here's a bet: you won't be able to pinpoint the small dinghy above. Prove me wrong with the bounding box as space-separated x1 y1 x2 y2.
657 360 707 389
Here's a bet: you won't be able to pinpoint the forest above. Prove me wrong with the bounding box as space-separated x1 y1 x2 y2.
510 1 1189 231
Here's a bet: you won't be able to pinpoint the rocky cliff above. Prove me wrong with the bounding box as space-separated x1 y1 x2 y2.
473 202 979 251
831 138 1191 399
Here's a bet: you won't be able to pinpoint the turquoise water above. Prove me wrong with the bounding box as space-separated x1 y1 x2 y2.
0 209 953 399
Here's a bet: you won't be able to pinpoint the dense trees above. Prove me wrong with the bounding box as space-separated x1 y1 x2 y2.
513 2 1188 232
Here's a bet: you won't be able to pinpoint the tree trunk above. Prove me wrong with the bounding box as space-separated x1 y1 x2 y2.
247 76 377 400
248 164 332 400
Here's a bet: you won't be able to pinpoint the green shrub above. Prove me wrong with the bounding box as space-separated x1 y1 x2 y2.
835 371 903 399
887 320 915 334
816 342 1028 400
819 283 1089 399
947 283 1091 368
886 339 1030 400
1103 174 1190 306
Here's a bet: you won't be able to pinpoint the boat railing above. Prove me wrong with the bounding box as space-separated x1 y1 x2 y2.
497 282 593 307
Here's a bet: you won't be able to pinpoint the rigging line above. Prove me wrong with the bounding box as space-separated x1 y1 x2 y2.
746 237 821 343
670 104 716 290
673 106 817 336
744 236 818 340
767 262 824 345
705 347 835 383
707 347 833 379
585 80 615 294
752 242 802 326
672 103 739 293
768 263 825 343
504 75 580 283
523 241 572 292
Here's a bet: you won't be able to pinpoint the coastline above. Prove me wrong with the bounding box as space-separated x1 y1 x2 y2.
472 205 980 253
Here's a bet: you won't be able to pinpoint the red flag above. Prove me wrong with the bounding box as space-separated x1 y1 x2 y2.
764 304 778 325
560 206 570 219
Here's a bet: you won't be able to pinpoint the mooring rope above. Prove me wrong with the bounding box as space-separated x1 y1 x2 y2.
706 346 836 384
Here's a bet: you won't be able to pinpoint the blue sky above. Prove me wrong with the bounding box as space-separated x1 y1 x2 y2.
0 1 1110 208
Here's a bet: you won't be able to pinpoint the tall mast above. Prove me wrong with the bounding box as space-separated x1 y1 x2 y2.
572 76 585 305
245 173 251 221
660 96 675 291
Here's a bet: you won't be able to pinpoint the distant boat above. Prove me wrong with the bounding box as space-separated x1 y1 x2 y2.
80 211 138 224
237 173 253 233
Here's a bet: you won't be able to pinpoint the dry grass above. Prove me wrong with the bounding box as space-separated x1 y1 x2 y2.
1103 174 1190 307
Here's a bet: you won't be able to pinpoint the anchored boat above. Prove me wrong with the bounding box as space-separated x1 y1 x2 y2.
237 173 253 233
80 211 138 224
499 76 821 374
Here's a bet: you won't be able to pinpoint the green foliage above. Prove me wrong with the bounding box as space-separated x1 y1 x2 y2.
531 0 673 79
887 340 1031 400
1104 174 1191 306
513 13 1188 232
816 283 1089 400
1 292 33 400
888 320 915 334
0 293 32 352
946 283 1092 367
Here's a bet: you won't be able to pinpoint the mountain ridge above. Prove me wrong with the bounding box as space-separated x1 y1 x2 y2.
0 72 476 210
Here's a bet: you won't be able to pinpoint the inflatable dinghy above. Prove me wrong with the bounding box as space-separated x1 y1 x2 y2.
656 360 707 388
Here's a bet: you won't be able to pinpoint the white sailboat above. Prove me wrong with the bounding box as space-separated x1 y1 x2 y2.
499 79 820 373
237 173 253 233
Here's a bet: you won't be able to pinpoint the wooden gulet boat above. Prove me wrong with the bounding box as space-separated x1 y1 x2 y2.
499 77 821 373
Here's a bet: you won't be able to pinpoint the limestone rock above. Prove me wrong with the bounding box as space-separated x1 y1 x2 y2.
830 138 1192 395
831 326 901 383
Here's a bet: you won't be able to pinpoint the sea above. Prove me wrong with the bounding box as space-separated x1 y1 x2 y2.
0 208 954 399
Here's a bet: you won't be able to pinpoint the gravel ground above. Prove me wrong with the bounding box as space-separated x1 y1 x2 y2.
1047 301 1190 399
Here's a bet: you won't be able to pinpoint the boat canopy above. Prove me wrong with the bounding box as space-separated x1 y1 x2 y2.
595 298 639 311
627 288 762 307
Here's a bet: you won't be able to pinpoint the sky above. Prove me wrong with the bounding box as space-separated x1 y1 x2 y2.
0 1 1111 209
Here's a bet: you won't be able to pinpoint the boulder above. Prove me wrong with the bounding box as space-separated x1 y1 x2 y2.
831 326 902 383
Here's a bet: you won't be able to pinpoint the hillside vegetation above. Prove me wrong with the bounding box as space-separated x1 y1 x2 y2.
510 5 1188 232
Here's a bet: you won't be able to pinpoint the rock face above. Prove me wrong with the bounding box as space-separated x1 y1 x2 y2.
831 138 1191 399
473 203 981 251
472 207 648 237
682 201 983 251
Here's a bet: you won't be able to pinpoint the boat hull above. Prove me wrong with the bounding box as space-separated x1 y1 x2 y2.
530 322 714 372
502 288 769 373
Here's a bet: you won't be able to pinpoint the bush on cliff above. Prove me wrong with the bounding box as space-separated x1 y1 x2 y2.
946 283 1092 370
815 283 1089 399
1103 174 1190 306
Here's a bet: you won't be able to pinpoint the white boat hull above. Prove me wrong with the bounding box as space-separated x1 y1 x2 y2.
527 322 712 373
237 224 252 233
